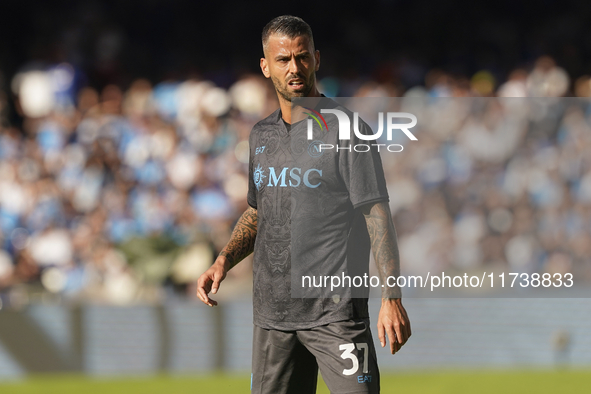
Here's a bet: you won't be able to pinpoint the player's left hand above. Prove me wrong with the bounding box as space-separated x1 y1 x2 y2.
377 298 411 354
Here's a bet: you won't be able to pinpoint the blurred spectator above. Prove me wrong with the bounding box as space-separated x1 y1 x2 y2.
526 56 570 97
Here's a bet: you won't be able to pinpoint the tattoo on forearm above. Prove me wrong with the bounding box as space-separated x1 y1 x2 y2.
362 202 402 298
220 206 258 268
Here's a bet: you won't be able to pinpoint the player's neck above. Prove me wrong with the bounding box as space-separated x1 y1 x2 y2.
279 87 321 124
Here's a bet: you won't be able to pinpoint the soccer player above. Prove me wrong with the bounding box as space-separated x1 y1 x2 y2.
197 15 411 394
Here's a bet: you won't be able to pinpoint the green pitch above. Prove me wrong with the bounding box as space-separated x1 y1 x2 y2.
0 370 589 394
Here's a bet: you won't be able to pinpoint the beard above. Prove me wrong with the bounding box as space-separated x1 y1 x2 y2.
271 73 315 102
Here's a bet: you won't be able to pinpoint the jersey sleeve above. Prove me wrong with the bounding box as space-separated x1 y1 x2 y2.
338 119 389 209
247 130 258 209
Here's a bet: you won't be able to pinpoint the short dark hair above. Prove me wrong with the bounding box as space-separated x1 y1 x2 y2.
262 15 314 54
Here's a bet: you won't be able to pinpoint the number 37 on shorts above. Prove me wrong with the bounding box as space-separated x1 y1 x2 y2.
339 342 371 382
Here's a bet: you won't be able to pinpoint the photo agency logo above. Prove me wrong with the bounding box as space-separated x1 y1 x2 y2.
303 107 328 158
305 108 418 153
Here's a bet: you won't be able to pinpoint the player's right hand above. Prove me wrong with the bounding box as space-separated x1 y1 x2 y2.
196 256 228 307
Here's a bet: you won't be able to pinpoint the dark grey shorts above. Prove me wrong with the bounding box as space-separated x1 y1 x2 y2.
251 319 380 394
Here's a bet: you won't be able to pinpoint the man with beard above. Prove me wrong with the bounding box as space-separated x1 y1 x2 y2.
197 15 411 394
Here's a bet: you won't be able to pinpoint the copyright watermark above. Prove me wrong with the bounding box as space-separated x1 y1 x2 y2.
301 272 574 292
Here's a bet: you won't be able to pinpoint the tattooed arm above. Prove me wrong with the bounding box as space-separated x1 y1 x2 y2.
219 206 258 267
362 201 411 354
197 206 258 306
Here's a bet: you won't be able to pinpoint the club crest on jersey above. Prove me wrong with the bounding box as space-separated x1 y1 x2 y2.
253 163 266 190
307 140 325 158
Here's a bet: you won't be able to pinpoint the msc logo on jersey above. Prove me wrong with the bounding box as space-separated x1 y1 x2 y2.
253 166 323 189
307 140 325 158
253 163 266 190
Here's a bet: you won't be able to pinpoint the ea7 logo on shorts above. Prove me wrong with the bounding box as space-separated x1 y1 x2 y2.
307 110 418 141
358 375 372 384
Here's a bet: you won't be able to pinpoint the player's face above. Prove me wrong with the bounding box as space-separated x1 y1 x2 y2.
260 34 320 102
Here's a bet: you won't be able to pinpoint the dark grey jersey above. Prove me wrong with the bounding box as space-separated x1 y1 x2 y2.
247 98 388 330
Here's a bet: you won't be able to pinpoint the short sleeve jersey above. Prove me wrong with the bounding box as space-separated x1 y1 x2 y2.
247 97 389 330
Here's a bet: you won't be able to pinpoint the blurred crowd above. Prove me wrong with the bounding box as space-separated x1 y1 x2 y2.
0 55 590 305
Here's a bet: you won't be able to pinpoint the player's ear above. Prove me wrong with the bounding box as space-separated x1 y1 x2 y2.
314 50 320 72
260 57 270 78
